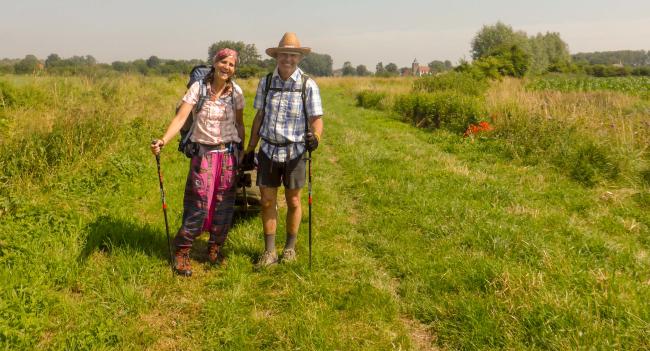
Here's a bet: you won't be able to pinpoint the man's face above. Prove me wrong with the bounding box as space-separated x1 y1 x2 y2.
277 52 302 75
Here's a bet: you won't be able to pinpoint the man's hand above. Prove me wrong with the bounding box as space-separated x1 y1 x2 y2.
241 149 256 171
305 132 319 152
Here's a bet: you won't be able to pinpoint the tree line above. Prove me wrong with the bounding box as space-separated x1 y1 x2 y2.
0 40 335 78
455 21 650 79
572 50 649 66
2 34 648 78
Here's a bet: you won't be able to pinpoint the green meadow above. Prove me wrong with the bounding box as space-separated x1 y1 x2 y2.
1 74 649 350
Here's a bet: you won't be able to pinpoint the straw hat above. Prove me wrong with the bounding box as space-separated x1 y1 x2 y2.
265 32 311 58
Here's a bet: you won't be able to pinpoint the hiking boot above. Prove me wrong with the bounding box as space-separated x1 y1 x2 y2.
208 244 225 266
254 250 278 270
174 247 192 277
281 248 297 263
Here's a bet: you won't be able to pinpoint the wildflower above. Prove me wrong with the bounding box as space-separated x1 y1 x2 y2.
463 121 493 137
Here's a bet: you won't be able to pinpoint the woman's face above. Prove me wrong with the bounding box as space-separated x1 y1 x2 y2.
214 56 236 81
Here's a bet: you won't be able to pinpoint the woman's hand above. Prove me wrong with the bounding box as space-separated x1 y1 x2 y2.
150 139 165 155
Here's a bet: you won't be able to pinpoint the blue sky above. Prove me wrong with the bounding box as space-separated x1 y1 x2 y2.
2 0 649 69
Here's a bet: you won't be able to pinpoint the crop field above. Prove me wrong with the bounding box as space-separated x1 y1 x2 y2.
526 75 650 98
1 74 649 350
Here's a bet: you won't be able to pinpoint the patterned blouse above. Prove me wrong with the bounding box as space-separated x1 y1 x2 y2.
183 81 244 145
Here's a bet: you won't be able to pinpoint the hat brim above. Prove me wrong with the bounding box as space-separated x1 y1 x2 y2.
266 47 311 58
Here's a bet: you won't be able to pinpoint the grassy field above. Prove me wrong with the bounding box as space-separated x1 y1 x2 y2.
1 75 649 350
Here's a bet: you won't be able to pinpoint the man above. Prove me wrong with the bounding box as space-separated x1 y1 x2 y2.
244 32 323 268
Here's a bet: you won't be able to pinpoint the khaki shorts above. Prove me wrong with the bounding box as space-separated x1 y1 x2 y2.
256 151 306 189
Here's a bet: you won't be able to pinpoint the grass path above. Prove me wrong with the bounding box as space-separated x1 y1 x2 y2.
320 88 649 349
2 80 648 350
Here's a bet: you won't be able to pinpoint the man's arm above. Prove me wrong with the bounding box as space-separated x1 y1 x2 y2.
305 116 323 152
309 116 323 138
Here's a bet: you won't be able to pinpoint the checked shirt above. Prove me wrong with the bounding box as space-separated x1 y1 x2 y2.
253 67 323 162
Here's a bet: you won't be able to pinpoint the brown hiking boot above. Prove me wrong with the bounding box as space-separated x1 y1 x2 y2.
254 250 278 270
174 247 192 277
208 244 225 266
281 248 297 263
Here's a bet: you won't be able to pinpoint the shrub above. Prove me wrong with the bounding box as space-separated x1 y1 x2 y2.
393 91 486 133
490 101 624 186
0 114 118 180
356 90 387 109
563 142 620 186
0 79 49 108
413 72 489 97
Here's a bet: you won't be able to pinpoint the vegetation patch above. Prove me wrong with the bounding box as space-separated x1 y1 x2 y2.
527 75 650 99
355 90 387 110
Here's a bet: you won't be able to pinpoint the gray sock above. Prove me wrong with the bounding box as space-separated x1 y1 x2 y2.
285 233 297 251
264 234 276 252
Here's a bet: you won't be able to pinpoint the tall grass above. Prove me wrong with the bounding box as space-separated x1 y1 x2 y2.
487 78 649 186
1 74 648 350
352 73 649 188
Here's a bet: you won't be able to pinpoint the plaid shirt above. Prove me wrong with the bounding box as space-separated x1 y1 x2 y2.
253 67 323 162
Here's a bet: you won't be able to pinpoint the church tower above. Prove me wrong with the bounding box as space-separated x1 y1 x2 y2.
412 58 419 76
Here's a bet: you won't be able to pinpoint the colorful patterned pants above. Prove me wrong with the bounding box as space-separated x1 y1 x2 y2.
173 151 237 248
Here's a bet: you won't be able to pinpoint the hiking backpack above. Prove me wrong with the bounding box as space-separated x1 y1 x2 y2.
177 65 211 157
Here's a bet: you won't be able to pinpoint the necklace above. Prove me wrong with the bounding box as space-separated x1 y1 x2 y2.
209 83 226 102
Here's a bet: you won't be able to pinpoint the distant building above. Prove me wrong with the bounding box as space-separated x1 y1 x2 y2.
411 58 431 76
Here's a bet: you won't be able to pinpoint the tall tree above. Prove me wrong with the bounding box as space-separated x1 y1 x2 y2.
428 60 452 73
299 52 333 76
146 55 161 68
471 21 528 60
45 53 61 68
14 55 40 74
528 32 570 73
342 61 356 76
356 64 369 76
375 62 385 74
385 62 398 74
207 40 261 65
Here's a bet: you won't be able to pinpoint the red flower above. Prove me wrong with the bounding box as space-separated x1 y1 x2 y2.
464 121 493 137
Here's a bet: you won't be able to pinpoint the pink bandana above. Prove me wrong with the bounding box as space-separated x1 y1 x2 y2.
214 48 238 62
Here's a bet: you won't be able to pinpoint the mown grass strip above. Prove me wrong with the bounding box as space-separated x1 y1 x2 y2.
322 87 649 349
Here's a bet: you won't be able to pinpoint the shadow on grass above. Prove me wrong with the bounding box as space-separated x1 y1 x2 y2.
78 215 170 263
231 208 264 263
77 208 263 265
232 208 260 226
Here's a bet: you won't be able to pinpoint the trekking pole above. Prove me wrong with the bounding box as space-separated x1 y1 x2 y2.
240 169 249 214
154 151 174 275
308 150 313 269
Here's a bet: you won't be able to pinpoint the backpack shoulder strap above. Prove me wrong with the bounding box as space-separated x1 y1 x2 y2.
196 79 209 113
179 80 208 148
259 72 273 136
262 72 273 112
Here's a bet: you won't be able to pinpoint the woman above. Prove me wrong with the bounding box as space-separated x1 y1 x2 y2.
150 48 244 277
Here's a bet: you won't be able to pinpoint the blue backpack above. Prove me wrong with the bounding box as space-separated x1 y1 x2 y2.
178 65 211 157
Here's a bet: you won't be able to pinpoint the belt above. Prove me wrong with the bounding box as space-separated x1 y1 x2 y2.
198 142 235 154
261 138 295 147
